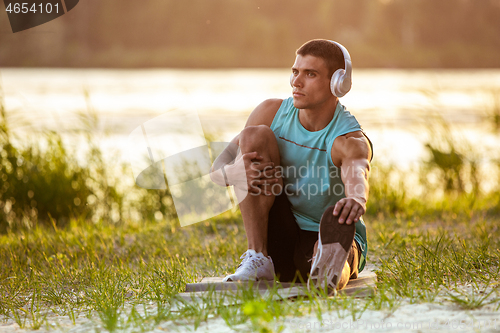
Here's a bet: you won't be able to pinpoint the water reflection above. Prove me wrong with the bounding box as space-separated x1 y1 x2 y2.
1 68 499 170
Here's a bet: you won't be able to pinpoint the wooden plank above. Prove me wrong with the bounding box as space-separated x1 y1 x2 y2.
183 269 377 297
339 271 377 297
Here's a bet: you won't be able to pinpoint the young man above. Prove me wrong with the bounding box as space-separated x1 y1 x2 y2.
210 39 372 295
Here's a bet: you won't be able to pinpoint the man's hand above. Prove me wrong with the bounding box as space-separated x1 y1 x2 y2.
333 197 366 225
226 151 280 195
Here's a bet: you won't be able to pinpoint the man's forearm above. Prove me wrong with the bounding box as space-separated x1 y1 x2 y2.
210 142 239 186
342 162 369 203
211 143 239 172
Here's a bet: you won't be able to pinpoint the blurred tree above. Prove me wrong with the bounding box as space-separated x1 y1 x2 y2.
0 0 500 67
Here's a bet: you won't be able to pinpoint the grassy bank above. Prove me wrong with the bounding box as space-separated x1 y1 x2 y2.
0 94 175 234
0 210 498 331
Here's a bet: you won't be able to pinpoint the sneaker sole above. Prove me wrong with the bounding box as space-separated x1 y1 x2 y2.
308 205 355 296
222 276 274 282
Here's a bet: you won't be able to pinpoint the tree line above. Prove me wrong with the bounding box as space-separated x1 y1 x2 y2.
1 0 499 68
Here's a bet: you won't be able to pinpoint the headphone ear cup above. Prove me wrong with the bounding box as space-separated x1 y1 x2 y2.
330 68 352 97
330 69 345 97
329 40 352 98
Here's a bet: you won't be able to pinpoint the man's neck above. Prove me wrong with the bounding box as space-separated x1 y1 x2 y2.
298 98 339 132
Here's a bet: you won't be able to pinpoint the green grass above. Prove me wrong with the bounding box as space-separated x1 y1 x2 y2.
0 209 498 331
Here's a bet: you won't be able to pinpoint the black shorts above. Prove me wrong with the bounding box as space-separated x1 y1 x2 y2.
267 192 360 282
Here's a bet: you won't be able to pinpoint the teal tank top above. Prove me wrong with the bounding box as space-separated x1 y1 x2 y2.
270 97 369 271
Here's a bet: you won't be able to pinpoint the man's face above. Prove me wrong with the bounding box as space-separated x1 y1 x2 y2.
291 54 333 110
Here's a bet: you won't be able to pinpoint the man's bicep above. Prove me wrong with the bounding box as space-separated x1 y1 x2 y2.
332 132 372 166
245 98 282 127
341 133 372 163
335 135 371 180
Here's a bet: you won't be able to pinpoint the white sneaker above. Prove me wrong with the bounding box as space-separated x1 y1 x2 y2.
223 249 275 282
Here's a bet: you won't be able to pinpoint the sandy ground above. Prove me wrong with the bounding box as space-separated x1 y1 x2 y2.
1 268 498 332
1 293 498 333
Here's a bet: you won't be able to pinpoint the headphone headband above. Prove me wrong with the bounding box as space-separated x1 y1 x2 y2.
329 40 352 98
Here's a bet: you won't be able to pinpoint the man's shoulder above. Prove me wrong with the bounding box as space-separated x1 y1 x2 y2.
245 98 284 127
260 98 284 109
335 102 359 124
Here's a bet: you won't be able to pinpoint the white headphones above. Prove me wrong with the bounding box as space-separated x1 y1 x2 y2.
290 40 352 98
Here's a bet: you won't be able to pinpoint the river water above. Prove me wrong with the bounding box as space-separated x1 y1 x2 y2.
1 68 499 172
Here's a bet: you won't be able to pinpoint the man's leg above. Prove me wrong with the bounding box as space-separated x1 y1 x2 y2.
267 192 301 282
236 125 282 256
223 125 283 282
293 229 319 282
337 240 361 289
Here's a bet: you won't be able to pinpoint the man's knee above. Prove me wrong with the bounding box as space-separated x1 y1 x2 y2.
239 125 276 150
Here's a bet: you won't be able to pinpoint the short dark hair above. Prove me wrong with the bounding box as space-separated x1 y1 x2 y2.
296 39 345 77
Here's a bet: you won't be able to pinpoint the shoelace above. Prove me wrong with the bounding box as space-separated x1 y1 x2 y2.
237 252 266 271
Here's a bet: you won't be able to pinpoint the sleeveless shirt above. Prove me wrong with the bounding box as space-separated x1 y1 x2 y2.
270 97 369 271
